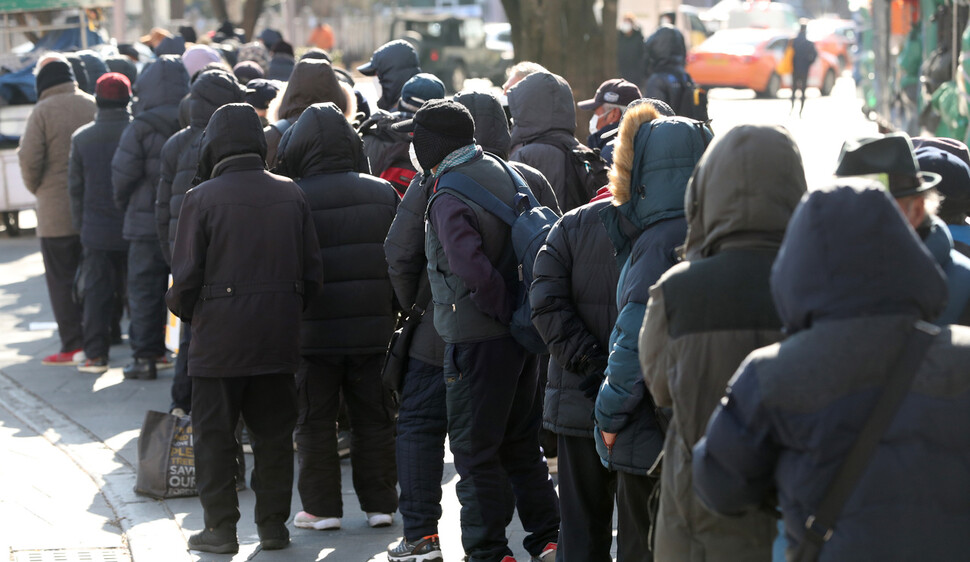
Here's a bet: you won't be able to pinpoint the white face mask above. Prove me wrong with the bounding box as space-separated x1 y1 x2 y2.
589 113 601 134
620 21 633 33
409 142 423 173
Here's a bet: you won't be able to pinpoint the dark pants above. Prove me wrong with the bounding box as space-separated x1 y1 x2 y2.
538 357 557 459
39 235 83 352
295 353 398 517
127 239 168 359
80 248 126 359
557 434 616 562
171 322 192 412
791 72 808 114
192 374 296 531
616 471 657 562
397 358 447 540
445 337 560 562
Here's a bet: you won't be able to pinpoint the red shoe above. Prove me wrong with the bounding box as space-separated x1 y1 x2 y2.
531 543 557 562
42 348 83 366
500 557 518 562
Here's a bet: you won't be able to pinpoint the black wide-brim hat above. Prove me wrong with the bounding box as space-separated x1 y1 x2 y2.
835 132 942 198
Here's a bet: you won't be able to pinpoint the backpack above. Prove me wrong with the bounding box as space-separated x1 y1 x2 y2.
667 72 709 122
533 138 610 211
432 155 559 354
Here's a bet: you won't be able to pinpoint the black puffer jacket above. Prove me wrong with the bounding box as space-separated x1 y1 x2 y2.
156 69 246 264
531 199 619 436
166 103 323 377
360 109 414 194
643 26 689 109
276 103 399 355
111 56 188 242
68 106 132 252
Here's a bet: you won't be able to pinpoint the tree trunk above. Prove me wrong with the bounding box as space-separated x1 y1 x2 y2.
240 0 264 41
501 0 619 139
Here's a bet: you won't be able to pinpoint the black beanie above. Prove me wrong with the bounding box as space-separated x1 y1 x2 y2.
36 60 75 98
406 99 475 171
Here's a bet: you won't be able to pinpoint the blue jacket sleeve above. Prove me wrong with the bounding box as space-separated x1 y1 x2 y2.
693 359 779 516
595 300 647 433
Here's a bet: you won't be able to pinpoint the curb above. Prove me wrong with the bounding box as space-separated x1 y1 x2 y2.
0 369 192 562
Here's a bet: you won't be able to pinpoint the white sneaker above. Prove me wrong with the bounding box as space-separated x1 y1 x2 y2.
72 350 86 363
366 512 393 528
294 511 340 530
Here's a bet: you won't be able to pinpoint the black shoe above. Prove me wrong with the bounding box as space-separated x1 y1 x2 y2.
387 534 443 561
187 528 238 554
258 523 290 550
123 357 157 380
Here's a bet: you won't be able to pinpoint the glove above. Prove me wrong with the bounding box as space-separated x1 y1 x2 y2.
579 373 604 401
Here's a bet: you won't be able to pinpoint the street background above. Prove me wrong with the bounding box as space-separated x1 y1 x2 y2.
0 78 876 562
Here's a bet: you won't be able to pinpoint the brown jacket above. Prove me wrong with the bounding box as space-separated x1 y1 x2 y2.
18 82 96 237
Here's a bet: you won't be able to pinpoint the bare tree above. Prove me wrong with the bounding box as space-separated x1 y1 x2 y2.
501 0 618 130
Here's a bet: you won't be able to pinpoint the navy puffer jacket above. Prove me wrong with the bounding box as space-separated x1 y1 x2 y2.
111 56 188 241
693 184 970 561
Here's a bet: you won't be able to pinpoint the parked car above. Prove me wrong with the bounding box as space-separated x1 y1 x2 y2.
687 27 840 98
391 13 512 91
808 17 857 71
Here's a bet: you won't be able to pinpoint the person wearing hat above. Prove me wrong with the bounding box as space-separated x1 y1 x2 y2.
244 78 279 126
267 40 296 81
111 55 190 381
233 60 265 85
19 54 96 366
183 45 226 81
360 72 445 196
404 98 561 562
67 73 133 373
913 136 970 256
357 40 421 112
578 78 642 151
836 132 970 326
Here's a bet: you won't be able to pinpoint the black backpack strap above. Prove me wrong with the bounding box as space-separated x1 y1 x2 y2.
430 171 518 227
794 320 939 562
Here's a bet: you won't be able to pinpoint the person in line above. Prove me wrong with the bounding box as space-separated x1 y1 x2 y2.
111 55 190 381
835 133 970 326
693 181 970 560
578 78 641 151
501 61 548 94
244 78 279 127
267 40 296 81
913 136 970 256
642 25 691 115
166 103 323 555
156 68 246 414
412 99 560 562
356 40 421 112
789 20 817 117
639 125 807 560
617 13 645 86
19 54 96 365
594 108 712 561
274 102 400 532
67 73 133 373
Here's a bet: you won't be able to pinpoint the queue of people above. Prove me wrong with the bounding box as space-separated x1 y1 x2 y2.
18 24 970 562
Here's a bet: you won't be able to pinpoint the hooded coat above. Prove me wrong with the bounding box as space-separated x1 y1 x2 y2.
111 56 189 241
366 40 420 112
531 199 619 436
156 69 246 264
643 26 689 111
359 109 414 193
692 183 970 561
165 104 323 377
508 72 586 211
594 106 712 474
18 76 96 238
264 59 349 168
275 103 399 355
639 125 807 561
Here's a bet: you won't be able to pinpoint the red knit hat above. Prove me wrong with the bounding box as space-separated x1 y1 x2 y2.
95 72 132 103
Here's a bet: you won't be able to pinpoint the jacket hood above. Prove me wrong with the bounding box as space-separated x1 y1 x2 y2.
197 103 267 180
508 72 576 146
135 55 190 111
277 59 348 120
454 91 511 159
771 182 947 334
275 102 368 178
189 69 246 128
609 105 711 229
645 25 687 73
684 125 807 259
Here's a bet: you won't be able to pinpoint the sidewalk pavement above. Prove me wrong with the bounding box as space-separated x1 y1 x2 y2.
0 233 568 562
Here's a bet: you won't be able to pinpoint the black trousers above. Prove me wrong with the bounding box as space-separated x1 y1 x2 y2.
80 248 126 359
126 239 168 358
294 353 398 517
397 358 447 541
192 374 297 531
39 235 83 352
557 434 616 562
171 322 192 412
616 471 658 562
445 337 560 562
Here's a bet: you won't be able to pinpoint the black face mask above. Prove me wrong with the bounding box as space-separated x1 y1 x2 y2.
412 124 470 173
